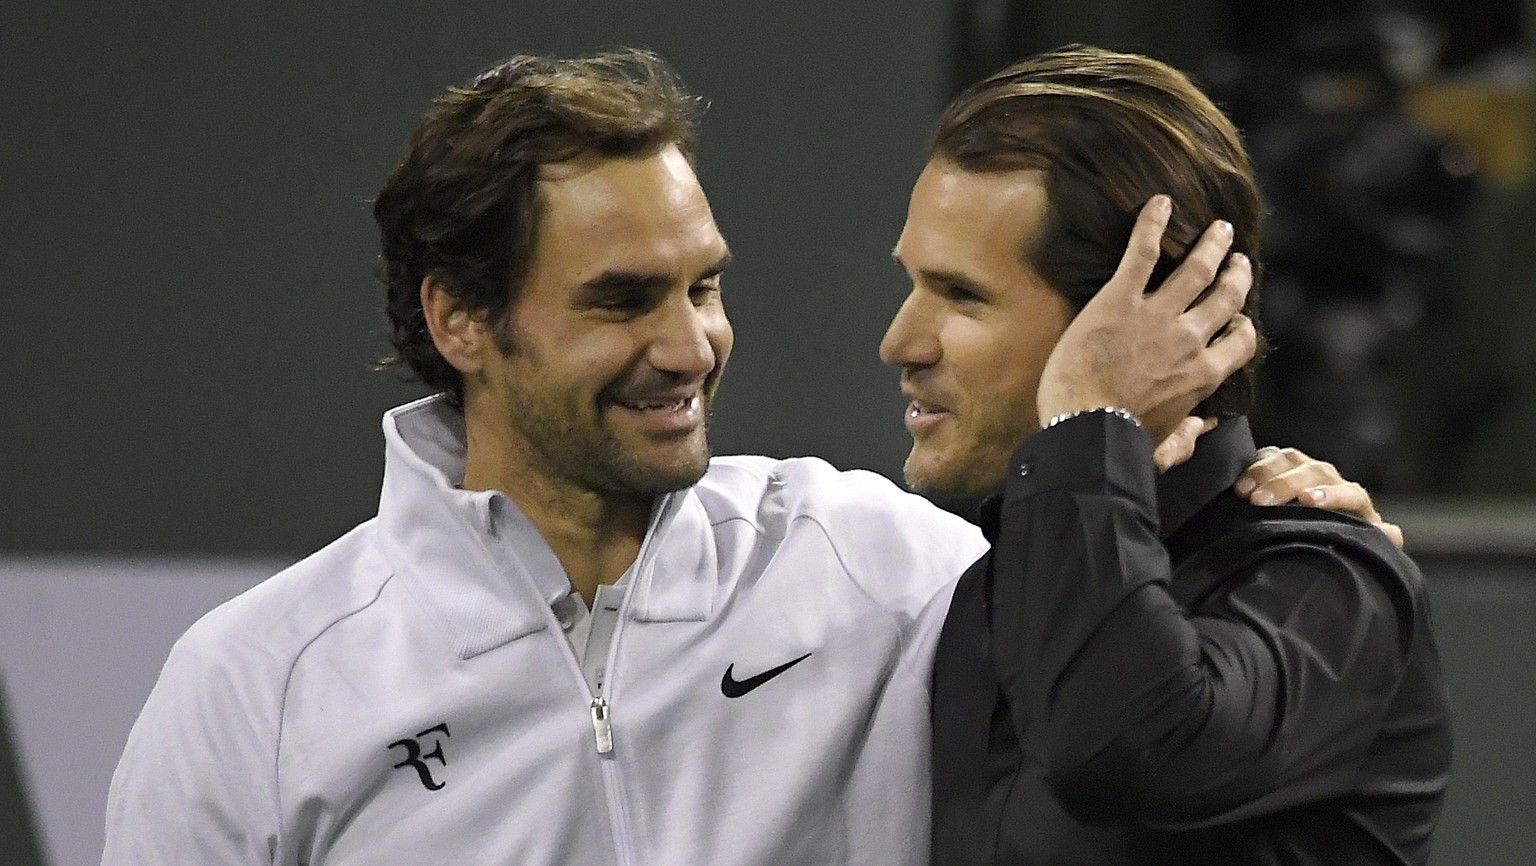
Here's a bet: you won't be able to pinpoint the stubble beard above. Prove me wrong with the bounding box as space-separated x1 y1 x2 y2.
517 401 714 499
901 435 1011 499
901 433 966 496
509 369 718 499
493 322 720 498
587 408 714 496
901 446 939 495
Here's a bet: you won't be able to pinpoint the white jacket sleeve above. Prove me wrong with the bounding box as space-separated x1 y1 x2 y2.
102 628 282 865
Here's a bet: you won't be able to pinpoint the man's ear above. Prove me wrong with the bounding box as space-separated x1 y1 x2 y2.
421 274 489 376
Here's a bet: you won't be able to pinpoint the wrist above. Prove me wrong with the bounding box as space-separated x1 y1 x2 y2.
1042 406 1142 430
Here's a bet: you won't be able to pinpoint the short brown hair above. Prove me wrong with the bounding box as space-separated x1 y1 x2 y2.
932 45 1267 417
373 48 703 405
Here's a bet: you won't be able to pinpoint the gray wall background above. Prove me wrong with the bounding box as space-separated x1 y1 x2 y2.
2 1 949 556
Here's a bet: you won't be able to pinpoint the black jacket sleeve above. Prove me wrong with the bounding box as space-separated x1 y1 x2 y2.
989 411 1416 829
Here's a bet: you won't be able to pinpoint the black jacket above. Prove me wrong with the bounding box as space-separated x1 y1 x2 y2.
930 413 1452 865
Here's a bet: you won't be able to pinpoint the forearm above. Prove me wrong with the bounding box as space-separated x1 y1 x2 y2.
988 412 1406 826
988 413 1202 786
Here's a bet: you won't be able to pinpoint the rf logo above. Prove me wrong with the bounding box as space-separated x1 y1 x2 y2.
388 722 451 791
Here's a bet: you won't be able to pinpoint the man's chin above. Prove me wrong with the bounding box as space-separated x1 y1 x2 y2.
616 446 711 495
647 460 710 493
902 455 960 497
903 451 1003 499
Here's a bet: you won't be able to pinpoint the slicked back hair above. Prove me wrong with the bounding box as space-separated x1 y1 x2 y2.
932 45 1266 417
373 48 703 406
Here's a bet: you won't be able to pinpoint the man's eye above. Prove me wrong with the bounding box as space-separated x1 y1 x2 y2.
943 284 985 305
597 295 648 313
689 279 722 305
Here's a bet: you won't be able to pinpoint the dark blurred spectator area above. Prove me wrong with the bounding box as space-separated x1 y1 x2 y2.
953 0 1536 495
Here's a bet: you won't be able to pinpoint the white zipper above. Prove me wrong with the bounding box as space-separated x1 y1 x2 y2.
590 695 613 754
586 490 677 865
595 602 638 866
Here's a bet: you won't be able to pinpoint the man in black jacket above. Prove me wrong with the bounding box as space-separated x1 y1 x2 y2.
881 46 1452 864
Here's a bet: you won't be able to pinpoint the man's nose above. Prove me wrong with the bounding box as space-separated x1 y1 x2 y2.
648 296 718 378
879 292 941 368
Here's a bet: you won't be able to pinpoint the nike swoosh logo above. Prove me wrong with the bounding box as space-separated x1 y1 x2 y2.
720 652 813 698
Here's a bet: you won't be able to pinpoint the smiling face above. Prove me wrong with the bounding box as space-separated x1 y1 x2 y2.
880 159 1073 496
464 145 733 500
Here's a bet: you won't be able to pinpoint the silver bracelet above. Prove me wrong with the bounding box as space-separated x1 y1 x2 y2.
1043 406 1141 429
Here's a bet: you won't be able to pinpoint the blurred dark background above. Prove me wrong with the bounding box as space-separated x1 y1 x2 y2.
2 1 1532 864
957 0 1536 496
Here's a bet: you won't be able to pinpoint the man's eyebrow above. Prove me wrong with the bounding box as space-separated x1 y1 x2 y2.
577 271 672 296
575 250 735 298
915 267 992 297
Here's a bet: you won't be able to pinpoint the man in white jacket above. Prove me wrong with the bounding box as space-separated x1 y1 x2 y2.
103 49 1386 865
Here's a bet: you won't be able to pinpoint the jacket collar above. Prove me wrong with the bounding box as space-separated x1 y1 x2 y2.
376 395 716 660
973 416 1256 545
1155 415 1257 540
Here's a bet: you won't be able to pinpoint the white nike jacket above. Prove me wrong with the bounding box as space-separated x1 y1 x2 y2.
103 396 987 865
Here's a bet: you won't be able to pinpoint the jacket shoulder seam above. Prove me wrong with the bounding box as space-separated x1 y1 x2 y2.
272 568 398 845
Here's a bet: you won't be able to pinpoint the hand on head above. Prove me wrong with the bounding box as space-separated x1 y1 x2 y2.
1034 195 1258 445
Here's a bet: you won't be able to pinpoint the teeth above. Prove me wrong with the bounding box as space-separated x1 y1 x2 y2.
623 397 690 411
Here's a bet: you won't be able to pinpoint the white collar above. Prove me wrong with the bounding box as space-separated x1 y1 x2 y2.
375 395 717 660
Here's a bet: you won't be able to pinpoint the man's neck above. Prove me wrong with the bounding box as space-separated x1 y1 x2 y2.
470 457 657 604
462 451 655 609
